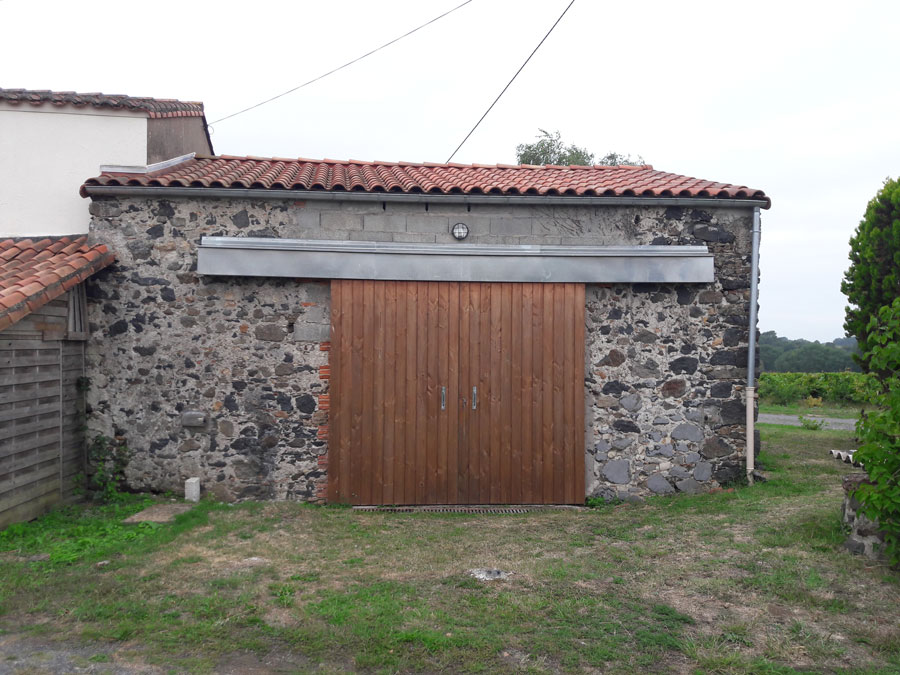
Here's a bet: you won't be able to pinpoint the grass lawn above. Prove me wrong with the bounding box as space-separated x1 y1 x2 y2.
1 426 898 674
758 400 868 420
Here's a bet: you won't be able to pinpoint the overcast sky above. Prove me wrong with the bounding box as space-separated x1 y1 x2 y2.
3 0 898 342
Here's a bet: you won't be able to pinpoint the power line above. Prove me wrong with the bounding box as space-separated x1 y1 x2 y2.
209 0 474 126
445 0 575 163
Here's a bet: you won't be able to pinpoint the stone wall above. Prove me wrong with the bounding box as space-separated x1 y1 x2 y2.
842 474 886 559
584 205 758 500
85 195 757 502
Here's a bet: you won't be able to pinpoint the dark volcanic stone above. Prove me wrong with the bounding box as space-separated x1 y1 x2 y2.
108 319 128 337
661 379 687 398
612 419 640 434
153 200 176 218
676 478 701 493
126 240 153 260
670 356 698 374
602 460 631 484
602 381 629 396
710 382 733 398
698 290 723 304
676 286 695 305
672 423 703 442
296 394 316 414
647 474 674 494
720 278 746 291
231 209 250 229
713 462 742 484
710 350 737 366
723 327 743 347
701 436 733 458
599 349 626 367
255 324 286 342
720 399 745 425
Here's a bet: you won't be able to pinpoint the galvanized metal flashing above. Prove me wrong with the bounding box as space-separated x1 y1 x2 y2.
99 152 195 175
197 237 715 283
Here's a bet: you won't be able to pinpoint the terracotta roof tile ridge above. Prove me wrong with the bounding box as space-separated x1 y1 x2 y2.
0 88 205 117
82 155 767 206
0 235 115 330
186 155 658 172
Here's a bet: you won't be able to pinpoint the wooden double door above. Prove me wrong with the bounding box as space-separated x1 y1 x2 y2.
327 280 585 505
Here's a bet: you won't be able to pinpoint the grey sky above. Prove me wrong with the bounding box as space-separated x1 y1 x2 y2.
3 0 897 342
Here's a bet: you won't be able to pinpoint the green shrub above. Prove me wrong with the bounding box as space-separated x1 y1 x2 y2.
758 372 878 405
853 299 900 567
797 416 824 431
86 435 131 503
842 177 900 371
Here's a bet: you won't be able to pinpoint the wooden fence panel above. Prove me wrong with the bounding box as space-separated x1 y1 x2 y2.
0 321 86 528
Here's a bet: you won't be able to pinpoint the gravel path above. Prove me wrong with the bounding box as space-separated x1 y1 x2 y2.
0 634 305 674
758 413 857 431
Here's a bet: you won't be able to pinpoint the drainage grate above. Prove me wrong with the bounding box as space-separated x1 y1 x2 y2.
353 505 541 514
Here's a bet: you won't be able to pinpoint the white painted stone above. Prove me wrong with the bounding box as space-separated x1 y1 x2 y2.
185 477 200 502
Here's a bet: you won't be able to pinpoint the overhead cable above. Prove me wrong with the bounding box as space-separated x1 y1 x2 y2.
209 0 474 126
445 0 575 163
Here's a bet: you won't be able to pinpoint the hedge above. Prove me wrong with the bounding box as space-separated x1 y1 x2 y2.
757 372 879 405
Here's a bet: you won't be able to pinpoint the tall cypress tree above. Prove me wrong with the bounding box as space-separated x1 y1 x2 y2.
842 178 900 371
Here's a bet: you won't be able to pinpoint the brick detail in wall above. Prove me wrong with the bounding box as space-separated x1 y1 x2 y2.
314 341 331 502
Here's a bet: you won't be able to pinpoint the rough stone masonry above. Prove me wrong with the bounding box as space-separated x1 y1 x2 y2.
85 195 758 502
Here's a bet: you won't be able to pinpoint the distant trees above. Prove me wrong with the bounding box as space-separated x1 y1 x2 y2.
759 331 860 373
842 177 900 371
515 129 644 167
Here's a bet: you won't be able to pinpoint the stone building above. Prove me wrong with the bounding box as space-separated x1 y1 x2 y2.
80 155 768 504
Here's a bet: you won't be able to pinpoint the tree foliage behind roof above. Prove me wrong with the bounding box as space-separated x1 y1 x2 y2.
842 177 900 371
515 129 643 167
759 331 860 373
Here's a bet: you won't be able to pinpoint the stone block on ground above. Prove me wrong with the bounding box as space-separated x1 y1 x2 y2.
123 503 193 524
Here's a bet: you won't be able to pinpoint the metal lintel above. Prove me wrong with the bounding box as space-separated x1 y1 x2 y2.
197 237 714 284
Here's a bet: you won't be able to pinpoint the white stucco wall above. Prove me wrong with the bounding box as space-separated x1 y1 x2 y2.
0 105 147 236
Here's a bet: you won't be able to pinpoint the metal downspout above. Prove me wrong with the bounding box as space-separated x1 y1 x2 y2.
746 207 761 484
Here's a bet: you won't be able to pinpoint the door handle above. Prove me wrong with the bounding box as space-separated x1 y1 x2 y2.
472 386 477 410
441 386 446 411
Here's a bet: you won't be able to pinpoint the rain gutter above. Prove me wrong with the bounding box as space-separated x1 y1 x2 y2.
746 207 761 485
82 184 770 210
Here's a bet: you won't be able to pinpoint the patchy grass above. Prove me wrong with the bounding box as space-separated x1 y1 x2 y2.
0 426 898 673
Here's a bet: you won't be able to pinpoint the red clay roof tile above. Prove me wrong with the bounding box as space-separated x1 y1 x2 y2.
0 235 115 332
81 155 769 206
0 88 205 119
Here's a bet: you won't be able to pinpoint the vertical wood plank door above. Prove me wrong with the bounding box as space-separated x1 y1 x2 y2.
328 280 584 505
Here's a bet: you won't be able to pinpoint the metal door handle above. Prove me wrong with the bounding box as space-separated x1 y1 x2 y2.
472 386 477 410
441 386 446 410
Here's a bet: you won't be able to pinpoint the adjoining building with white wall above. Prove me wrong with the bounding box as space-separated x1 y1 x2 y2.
0 89 212 237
